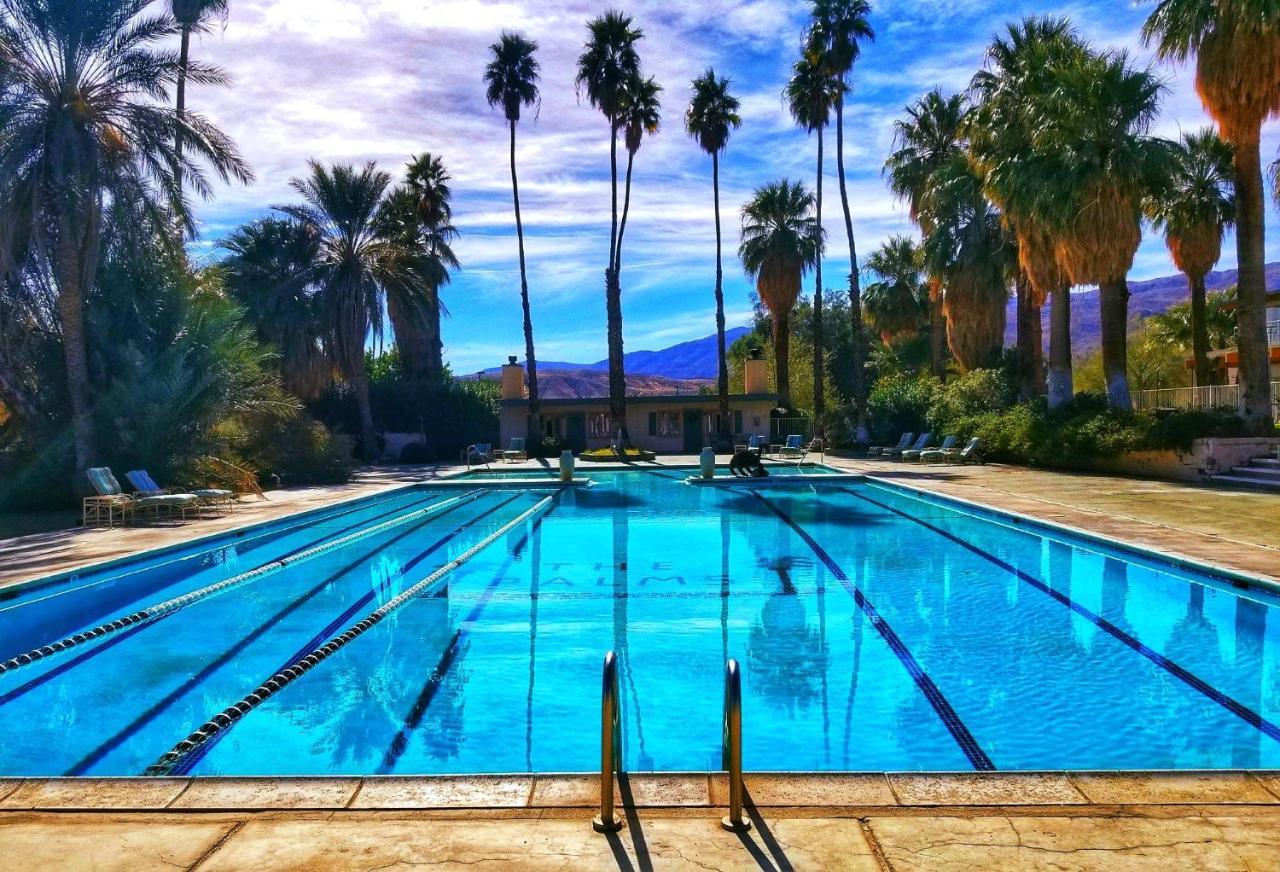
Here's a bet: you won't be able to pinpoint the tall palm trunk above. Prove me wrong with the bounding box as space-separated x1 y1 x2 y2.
1232 133 1273 431
834 97 867 439
1188 271 1211 386
606 122 626 438
1048 286 1073 408
616 147 636 269
1015 272 1044 401
387 293 434 380
174 23 191 234
351 361 377 461
812 125 826 434
774 311 792 409
712 151 730 441
510 118 540 442
1099 278 1132 410
54 221 96 481
928 278 947 381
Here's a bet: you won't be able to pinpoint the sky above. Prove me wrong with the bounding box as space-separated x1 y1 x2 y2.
178 0 1280 375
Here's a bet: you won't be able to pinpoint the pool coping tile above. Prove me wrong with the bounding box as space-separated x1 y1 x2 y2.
530 774 712 808
710 773 896 808
887 773 1087 806
0 778 190 810
1069 772 1279 805
351 776 535 809
169 777 360 810
0 780 23 803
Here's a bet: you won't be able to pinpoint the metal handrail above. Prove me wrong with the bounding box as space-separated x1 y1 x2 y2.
592 651 624 833
721 658 751 832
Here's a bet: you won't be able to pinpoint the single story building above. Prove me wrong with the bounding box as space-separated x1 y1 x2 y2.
497 356 779 454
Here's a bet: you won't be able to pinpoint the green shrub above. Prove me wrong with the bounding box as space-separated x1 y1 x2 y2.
927 369 1014 429
237 416 354 487
866 374 939 443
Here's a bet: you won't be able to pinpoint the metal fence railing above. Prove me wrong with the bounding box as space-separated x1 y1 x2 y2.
769 417 813 441
1132 381 1280 416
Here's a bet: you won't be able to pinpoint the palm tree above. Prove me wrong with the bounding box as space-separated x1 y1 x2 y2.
169 0 229 202
614 73 662 272
739 181 824 409
485 32 542 442
377 154 459 381
864 236 927 346
0 0 250 480
576 11 644 437
685 68 741 442
785 52 839 430
278 162 428 460
1146 128 1235 386
968 17 1087 408
1028 49 1171 409
807 0 874 440
220 218 329 399
885 88 967 381
1144 0 1280 430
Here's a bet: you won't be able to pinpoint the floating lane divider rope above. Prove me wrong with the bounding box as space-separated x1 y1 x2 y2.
0 490 485 677
144 489 561 777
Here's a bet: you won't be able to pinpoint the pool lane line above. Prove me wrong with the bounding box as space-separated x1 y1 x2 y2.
144 490 560 776
161 494 528 777
60 495 496 776
0 491 485 678
840 487 1280 746
0 493 488 713
751 490 996 772
377 501 558 774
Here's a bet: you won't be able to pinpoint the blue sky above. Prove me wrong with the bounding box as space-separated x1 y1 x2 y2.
184 0 1280 374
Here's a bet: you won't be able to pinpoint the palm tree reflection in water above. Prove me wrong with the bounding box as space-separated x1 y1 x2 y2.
747 594 830 720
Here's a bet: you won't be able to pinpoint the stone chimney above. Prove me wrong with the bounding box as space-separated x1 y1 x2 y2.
743 347 768 395
500 356 526 401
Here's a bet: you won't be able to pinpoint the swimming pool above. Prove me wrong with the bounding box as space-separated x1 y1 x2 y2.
0 470 1276 776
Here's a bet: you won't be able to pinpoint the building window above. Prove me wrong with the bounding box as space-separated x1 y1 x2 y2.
734 410 744 434
658 411 680 437
587 413 610 439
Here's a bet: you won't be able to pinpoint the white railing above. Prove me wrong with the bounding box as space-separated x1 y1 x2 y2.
1132 381 1280 416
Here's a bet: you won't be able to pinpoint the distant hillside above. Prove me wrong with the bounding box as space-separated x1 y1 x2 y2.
537 372 711 399
1003 263 1280 354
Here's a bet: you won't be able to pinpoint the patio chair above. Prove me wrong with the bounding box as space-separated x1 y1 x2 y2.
500 438 528 463
922 436 982 465
887 432 931 460
903 435 952 463
779 434 806 457
869 433 913 457
734 434 765 454
464 443 494 466
126 470 236 513
85 467 200 525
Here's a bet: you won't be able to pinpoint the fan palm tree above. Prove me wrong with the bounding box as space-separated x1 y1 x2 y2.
1027 49 1171 410
576 11 643 436
1146 128 1235 386
277 162 428 460
220 218 329 400
739 180 824 409
614 73 661 272
0 0 251 479
1143 0 1280 430
377 154 459 381
485 32 542 442
885 88 967 381
918 155 1011 372
968 17 1087 407
785 52 839 429
864 236 927 346
169 0 228 199
806 0 874 439
685 68 741 440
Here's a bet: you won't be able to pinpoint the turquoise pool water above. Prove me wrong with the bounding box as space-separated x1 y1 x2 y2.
0 471 1276 776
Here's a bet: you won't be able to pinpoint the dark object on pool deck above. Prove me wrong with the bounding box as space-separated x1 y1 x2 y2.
729 451 769 478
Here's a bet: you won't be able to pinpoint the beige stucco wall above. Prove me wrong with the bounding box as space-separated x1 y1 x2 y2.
1090 437 1279 482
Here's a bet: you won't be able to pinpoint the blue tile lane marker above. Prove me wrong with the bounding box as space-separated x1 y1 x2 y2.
168 493 526 776
751 490 996 771
842 486 1280 746
61 495 490 776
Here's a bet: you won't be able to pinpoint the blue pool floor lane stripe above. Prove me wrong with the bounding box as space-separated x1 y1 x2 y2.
377 506 555 773
752 490 996 772
168 494 526 777
756 490 994 771
844 487 1280 747
62 497 488 776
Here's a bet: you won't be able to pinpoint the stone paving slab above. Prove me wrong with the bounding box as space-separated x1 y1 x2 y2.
888 772 1087 806
170 777 359 810
1070 772 1279 805
0 814 241 872
0 777 189 810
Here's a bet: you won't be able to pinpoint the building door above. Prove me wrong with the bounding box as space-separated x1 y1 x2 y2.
566 414 587 452
683 409 703 453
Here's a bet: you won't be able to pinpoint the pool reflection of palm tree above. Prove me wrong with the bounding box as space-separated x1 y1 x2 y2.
747 594 829 718
526 513 542 769
611 504 653 769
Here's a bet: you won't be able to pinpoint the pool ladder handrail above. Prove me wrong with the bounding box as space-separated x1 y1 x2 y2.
592 650 624 833
721 658 751 832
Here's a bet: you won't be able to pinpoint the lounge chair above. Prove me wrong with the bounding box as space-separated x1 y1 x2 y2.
922 436 983 465
869 433 913 457
779 434 806 457
903 435 952 463
464 443 493 466
500 438 528 463
887 432 931 460
734 434 765 454
126 470 236 513
85 467 200 526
